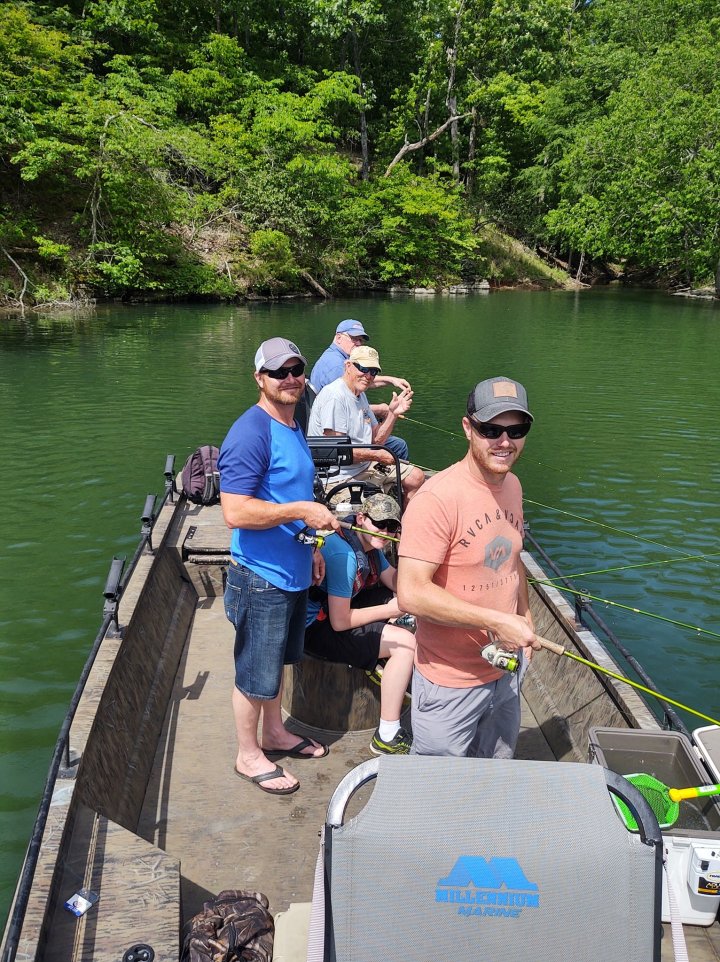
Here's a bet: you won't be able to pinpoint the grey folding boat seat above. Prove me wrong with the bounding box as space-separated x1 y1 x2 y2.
308 756 662 962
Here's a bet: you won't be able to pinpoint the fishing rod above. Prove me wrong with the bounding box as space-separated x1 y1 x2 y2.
530 580 720 642
295 519 400 548
531 550 720 584
533 635 720 728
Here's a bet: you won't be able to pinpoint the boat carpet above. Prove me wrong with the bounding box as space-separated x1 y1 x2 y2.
136 592 720 959
136 594 551 927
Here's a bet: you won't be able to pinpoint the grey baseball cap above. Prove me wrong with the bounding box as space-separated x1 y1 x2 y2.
360 493 401 523
254 337 306 372
467 376 533 422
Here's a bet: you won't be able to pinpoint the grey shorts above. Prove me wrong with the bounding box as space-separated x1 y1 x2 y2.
410 658 526 758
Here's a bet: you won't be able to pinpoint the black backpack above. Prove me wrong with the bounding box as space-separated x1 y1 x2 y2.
181 445 220 505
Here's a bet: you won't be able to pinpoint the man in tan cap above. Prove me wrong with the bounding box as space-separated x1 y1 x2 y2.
307 344 425 503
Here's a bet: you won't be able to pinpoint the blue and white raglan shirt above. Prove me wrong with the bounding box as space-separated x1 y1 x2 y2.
218 406 315 591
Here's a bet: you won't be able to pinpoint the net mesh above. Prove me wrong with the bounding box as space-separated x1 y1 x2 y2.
612 773 679 830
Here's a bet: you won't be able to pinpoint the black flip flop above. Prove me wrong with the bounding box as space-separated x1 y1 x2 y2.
234 764 299 795
263 736 329 760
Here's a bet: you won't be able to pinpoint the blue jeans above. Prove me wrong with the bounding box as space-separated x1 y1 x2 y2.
224 561 308 700
384 434 409 461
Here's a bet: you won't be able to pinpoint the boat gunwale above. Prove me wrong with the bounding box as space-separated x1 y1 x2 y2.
1 485 184 962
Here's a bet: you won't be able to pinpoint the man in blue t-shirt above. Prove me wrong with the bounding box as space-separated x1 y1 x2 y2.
305 493 416 755
309 319 412 461
219 336 339 796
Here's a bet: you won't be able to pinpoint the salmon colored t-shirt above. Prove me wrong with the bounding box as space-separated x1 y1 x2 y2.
398 458 525 687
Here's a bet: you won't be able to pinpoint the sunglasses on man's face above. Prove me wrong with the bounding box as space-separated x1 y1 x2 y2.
261 361 306 380
368 517 400 533
353 362 380 377
469 418 531 440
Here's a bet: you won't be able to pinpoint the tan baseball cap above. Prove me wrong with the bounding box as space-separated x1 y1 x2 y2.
349 345 382 371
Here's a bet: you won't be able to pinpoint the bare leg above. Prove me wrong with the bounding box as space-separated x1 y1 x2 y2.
232 686 298 791
377 624 416 721
258 676 327 756
401 466 425 503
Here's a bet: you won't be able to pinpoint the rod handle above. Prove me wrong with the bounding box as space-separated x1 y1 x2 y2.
669 784 720 802
536 635 566 655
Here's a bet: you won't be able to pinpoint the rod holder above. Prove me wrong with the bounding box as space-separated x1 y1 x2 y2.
164 454 176 500
141 494 157 551
103 556 126 627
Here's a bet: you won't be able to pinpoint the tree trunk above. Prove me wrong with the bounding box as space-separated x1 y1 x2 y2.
576 251 585 281
351 27 370 181
466 106 477 195
300 270 331 298
715 256 720 298
384 113 472 177
445 0 465 183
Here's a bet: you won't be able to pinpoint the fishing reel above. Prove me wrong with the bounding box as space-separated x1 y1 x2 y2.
295 527 327 549
481 643 520 674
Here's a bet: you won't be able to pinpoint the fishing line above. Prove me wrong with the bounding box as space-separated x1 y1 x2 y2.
537 636 720 727
402 416 714 566
524 498 683 553
531 580 720 641
533 550 720 584
399 414 464 439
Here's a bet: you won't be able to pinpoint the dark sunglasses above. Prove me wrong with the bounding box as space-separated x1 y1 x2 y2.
261 361 305 380
469 418 532 440
353 362 380 377
369 517 400 533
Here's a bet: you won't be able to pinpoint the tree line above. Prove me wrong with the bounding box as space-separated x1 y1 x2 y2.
1 0 719 306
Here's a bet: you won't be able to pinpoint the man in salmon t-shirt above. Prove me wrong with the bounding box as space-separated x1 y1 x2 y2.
397 376 542 758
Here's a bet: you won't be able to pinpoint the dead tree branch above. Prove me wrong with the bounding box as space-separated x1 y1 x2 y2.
1 246 30 309
384 113 472 177
300 270 331 298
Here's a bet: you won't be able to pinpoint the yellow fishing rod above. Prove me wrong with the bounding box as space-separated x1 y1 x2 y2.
295 519 400 548
533 635 720 727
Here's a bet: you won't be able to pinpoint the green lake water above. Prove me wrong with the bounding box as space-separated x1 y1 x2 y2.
1 288 719 926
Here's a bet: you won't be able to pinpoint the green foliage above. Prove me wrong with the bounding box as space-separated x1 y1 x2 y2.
543 26 720 281
349 167 478 287
34 236 71 264
2 0 719 300
244 229 300 292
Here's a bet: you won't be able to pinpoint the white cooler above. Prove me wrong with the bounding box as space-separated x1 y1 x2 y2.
589 727 720 926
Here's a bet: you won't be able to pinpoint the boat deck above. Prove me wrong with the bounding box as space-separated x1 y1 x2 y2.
134 503 720 961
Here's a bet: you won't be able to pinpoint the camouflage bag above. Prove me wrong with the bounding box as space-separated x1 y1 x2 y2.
181 890 274 962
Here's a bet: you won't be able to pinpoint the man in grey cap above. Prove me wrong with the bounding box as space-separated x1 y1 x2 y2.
309 319 412 461
397 376 542 759
219 336 339 796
